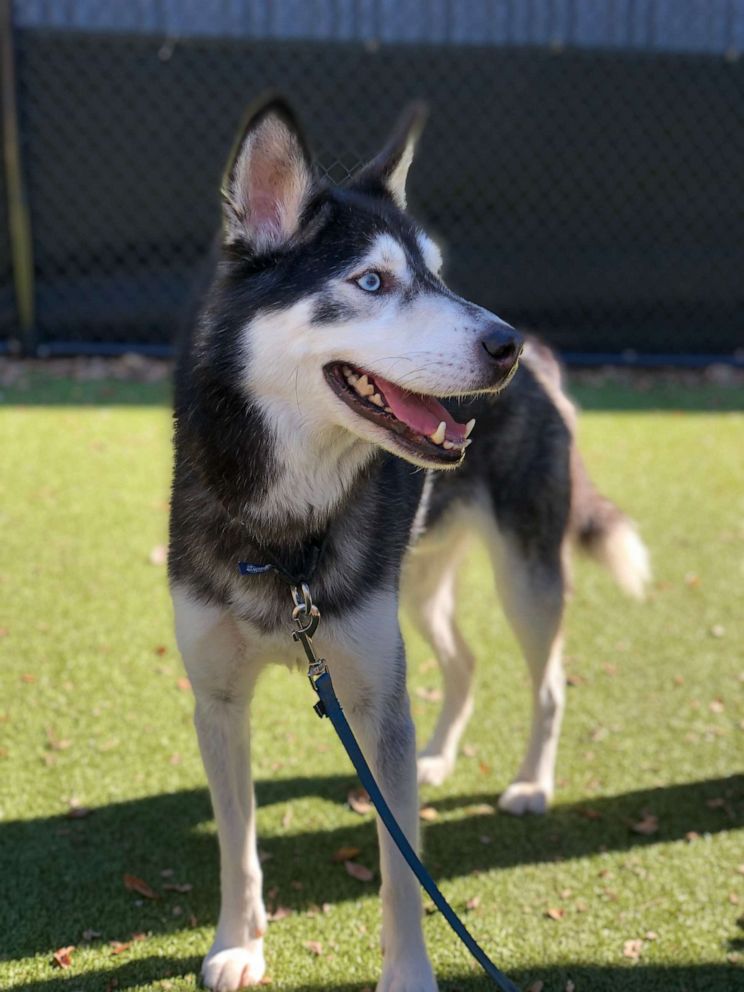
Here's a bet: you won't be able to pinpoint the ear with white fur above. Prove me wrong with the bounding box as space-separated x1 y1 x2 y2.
222 98 313 250
354 102 428 209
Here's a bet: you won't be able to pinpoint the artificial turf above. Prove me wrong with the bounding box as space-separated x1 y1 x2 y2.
0 371 742 992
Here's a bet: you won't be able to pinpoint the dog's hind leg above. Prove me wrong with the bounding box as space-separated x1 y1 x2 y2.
486 526 566 816
403 519 475 787
172 586 267 991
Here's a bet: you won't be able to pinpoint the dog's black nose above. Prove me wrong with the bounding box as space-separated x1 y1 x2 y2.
480 323 523 368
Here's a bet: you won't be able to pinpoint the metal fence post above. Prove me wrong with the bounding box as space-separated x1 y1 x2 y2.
1 0 36 353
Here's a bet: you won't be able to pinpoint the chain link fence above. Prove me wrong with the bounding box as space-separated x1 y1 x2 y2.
2 1 744 362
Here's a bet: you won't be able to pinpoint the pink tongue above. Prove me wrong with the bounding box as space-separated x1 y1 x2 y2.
372 372 467 442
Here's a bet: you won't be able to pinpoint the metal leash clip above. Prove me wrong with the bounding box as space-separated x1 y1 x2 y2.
290 583 328 713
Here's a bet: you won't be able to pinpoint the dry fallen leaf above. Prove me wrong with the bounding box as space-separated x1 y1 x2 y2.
419 806 438 822
347 787 373 815
154 645 167 656
623 938 643 960
415 686 443 703
123 874 158 900
267 906 292 922
110 933 146 956
344 860 374 882
462 743 478 757
176 676 191 692
304 940 323 956
46 727 72 751
331 845 361 863
67 799 92 819
466 803 496 816
163 882 192 893
630 811 659 835
545 907 565 921
466 896 481 911
21 673 36 684
52 946 75 969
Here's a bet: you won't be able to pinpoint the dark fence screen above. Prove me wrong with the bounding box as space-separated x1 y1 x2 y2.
2 3 744 360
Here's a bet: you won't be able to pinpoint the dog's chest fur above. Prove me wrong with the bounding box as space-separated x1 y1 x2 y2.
169 427 429 635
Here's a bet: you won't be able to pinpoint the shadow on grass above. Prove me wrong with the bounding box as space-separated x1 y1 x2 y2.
6 957 739 992
1 774 741 966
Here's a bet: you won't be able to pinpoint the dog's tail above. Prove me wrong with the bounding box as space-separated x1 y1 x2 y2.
570 449 651 600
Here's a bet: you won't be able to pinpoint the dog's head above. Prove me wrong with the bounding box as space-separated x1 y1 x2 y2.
215 97 522 471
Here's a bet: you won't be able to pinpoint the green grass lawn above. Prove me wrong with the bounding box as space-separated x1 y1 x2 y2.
1 373 742 992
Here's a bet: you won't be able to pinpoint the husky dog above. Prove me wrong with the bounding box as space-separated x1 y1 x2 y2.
169 98 649 991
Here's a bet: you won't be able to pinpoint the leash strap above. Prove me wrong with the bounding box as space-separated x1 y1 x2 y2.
237 562 518 990
278 579 520 992
313 668 520 992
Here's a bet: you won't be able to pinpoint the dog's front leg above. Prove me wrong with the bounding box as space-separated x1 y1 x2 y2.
326 600 438 992
172 588 267 991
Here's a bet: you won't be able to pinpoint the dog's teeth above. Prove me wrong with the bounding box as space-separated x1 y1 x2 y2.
370 393 384 407
384 406 392 413
343 366 352 376
430 421 446 445
347 373 359 385
463 438 472 448
465 418 476 438
443 440 454 450
355 374 374 397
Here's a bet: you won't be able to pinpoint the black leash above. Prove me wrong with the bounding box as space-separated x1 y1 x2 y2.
238 560 520 992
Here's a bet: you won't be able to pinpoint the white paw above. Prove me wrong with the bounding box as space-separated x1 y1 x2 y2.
498 781 552 816
417 753 454 787
201 941 266 991
377 954 438 992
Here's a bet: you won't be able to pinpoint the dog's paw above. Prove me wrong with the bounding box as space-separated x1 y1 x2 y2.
201 941 266 991
417 753 454 787
498 781 552 816
376 954 438 992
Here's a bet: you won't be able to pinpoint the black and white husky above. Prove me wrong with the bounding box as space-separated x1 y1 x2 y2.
169 98 650 991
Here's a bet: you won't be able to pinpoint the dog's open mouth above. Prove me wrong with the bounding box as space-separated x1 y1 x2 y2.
324 362 475 466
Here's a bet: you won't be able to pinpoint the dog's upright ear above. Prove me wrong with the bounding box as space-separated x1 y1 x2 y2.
353 102 428 209
222 96 313 251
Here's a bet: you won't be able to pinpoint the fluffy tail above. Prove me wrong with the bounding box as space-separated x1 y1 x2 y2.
570 449 651 600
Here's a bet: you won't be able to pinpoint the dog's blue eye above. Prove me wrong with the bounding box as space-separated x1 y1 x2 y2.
356 271 382 293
